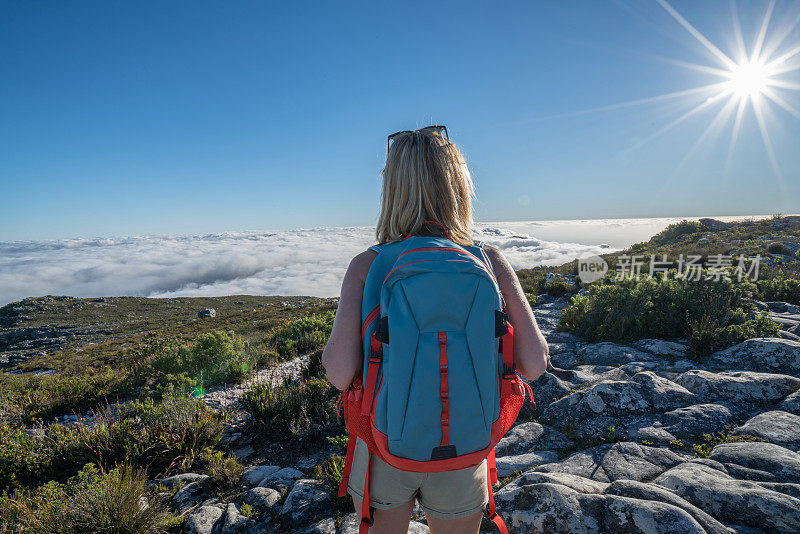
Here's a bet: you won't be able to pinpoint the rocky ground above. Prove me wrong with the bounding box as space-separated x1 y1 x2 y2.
165 295 800 534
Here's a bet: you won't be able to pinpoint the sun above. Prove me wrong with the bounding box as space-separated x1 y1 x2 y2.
727 59 772 99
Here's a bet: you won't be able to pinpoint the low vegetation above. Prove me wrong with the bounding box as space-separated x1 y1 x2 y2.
557 273 779 358
0 216 797 531
0 462 172 534
270 311 335 360
240 350 340 440
0 393 226 493
552 217 798 358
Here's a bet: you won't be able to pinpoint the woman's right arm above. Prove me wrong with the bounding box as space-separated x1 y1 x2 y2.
484 245 549 381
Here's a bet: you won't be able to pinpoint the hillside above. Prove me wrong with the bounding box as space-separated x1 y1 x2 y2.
2 216 800 534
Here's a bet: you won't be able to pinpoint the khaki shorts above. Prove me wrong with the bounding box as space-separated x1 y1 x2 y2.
346 437 489 519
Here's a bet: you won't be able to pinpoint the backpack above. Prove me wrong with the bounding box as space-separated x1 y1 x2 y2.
336 222 534 534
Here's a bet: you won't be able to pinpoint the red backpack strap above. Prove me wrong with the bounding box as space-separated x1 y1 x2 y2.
359 453 374 534
361 333 382 415
488 448 498 484
338 433 358 497
486 449 508 534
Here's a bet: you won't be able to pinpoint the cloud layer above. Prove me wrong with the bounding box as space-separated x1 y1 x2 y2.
1 217 723 306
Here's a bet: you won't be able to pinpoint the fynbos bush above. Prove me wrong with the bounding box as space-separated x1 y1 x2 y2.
270 311 335 359
558 273 779 358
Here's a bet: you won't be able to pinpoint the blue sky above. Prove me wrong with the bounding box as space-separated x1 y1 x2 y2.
1 0 799 241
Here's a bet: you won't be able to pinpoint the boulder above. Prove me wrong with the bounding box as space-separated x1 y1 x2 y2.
495 422 573 456
601 495 707 534
198 308 217 318
653 461 800 532
778 390 800 416
258 467 304 491
704 338 800 376
550 351 579 369
708 441 800 484
242 465 282 486
174 478 211 514
220 502 256 534
494 482 604 533
512 471 609 494
242 486 282 512
534 442 689 483
495 451 560 478
658 403 738 439
184 505 224 534
604 480 729 534
577 343 655 366
674 370 800 406
526 372 573 411
754 482 800 499
733 411 800 449
301 517 337 534
540 372 696 436
279 479 332 526
632 339 688 358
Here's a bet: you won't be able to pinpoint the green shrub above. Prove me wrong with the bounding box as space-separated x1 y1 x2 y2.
557 273 779 358
313 454 350 512
651 220 705 244
326 434 349 453
78 393 227 476
558 294 591 332
767 242 791 256
125 330 253 398
543 276 573 297
0 462 168 534
757 275 800 305
239 503 256 519
241 377 338 437
270 312 335 359
0 370 122 426
0 392 228 494
0 422 87 492
199 448 243 493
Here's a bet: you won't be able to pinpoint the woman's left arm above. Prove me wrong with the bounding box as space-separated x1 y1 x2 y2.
322 249 377 391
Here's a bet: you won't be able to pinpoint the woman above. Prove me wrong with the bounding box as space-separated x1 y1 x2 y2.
322 126 549 534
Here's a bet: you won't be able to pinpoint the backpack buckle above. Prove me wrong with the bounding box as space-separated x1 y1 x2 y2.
502 363 516 378
494 310 509 337
369 333 382 356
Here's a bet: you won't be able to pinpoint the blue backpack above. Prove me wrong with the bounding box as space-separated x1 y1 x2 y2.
336 222 533 534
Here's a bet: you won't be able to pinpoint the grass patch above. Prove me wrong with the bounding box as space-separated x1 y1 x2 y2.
312 454 351 512
666 432 768 457
0 393 226 493
0 462 171 534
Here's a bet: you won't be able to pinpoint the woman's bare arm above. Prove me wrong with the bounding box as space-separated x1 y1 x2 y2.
484 245 549 380
322 249 378 391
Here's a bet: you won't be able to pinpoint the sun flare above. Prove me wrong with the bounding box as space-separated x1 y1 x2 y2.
727 60 772 99
644 0 800 180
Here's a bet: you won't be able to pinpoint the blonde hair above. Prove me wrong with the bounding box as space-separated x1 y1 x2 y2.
376 129 476 246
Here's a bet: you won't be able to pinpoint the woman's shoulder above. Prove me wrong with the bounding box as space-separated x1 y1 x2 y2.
348 248 379 283
481 244 515 282
482 243 504 265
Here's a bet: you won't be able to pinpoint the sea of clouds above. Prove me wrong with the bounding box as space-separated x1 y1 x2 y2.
0 216 761 306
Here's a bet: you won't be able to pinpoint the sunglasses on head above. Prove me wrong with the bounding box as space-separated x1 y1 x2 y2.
387 125 449 150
